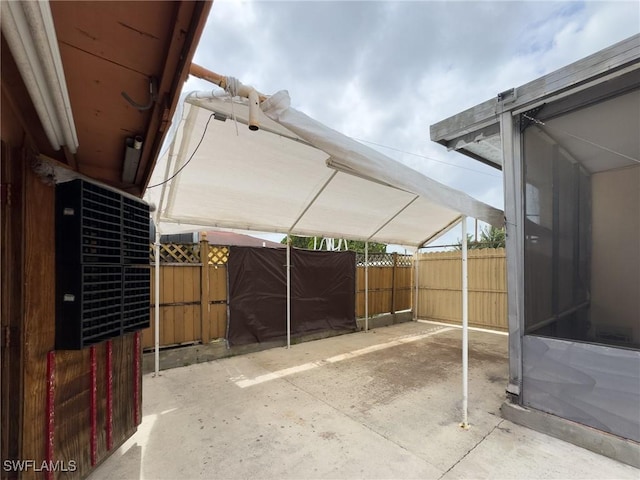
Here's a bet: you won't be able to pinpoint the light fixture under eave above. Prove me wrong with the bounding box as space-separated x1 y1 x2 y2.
122 136 144 184
1 0 79 154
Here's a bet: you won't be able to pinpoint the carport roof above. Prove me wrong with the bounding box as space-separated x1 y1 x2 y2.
146 89 503 247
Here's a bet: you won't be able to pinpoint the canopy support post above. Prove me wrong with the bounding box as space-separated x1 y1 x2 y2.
286 234 291 349
414 248 420 321
365 241 369 332
154 228 161 377
461 216 469 429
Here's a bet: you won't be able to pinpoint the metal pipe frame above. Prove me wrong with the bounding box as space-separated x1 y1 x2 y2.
286 234 291 349
365 241 369 332
154 228 161 376
461 216 469 429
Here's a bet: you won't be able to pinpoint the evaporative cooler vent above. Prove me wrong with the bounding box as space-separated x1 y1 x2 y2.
55 179 150 349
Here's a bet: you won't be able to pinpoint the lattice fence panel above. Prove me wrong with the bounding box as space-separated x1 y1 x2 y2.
356 253 412 267
396 255 413 267
208 246 229 265
149 243 199 264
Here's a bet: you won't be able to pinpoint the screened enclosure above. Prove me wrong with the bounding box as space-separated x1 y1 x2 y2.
430 34 640 448
523 88 639 351
520 87 639 443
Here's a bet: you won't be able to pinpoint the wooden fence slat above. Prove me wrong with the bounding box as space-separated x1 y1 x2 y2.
200 237 210 344
173 268 184 344
162 306 174 346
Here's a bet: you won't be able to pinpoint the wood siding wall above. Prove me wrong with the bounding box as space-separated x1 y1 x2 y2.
1 142 25 476
417 249 507 330
23 165 141 480
1 145 142 480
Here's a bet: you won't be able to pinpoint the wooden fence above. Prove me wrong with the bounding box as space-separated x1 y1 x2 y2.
142 245 412 350
143 245 507 349
416 248 507 330
142 241 228 349
355 253 413 317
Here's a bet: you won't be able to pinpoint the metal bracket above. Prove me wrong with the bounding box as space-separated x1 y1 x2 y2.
497 88 517 104
520 105 545 132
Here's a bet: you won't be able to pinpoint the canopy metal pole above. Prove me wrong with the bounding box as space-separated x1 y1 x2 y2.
286 234 291 349
461 216 469 428
189 63 268 102
365 242 369 332
154 229 161 377
414 248 420 321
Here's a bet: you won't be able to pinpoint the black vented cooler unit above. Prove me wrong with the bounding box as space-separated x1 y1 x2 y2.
56 179 150 349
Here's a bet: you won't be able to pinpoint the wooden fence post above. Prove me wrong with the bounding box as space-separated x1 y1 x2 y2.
391 252 397 314
199 233 210 344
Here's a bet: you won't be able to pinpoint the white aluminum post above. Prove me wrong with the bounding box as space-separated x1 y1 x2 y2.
365 242 369 332
286 235 291 349
461 216 469 428
154 230 160 377
501 110 524 397
414 248 420 321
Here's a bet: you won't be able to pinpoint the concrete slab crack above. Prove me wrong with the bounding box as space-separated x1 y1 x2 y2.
437 419 505 479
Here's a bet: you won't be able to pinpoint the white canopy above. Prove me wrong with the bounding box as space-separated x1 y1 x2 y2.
146 90 503 247
147 87 498 426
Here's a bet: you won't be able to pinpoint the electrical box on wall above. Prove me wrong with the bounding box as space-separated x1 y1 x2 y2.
55 179 150 349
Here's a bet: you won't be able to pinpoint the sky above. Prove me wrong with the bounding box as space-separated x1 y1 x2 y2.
179 0 639 251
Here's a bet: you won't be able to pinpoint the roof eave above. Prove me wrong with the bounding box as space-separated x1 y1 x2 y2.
135 1 213 195
429 33 640 165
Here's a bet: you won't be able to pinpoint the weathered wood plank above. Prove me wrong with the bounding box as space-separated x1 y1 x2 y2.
1 142 25 472
95 342 107 466
21 161 56 480
54 350 91 477
110 335 135 450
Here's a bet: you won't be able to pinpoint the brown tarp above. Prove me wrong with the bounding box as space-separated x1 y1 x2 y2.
227 247 356 345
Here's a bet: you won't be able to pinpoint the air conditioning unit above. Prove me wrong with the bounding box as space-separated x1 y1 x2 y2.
55 179 150 349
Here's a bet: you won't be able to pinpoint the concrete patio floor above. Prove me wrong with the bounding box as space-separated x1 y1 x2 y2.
90 321 638 479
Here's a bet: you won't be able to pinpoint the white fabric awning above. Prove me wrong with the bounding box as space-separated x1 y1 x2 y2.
146 90 503 247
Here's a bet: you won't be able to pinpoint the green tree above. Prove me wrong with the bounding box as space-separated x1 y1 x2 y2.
454 226 505 250
479 225 506 248
281 235 314 249
345 240 386 254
